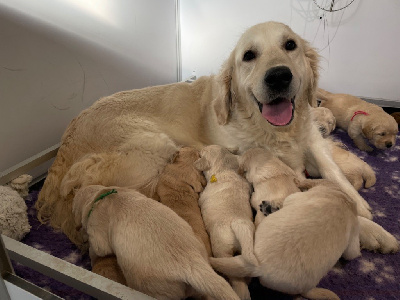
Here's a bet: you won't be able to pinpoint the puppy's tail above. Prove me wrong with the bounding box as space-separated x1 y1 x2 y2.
186 261 241 300
231 219 258 265
302 287 340 300
209 255 257 278
362 163 376 189
316 88 332 102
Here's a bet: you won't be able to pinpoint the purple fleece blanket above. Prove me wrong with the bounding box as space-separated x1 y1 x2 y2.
13 129 400 300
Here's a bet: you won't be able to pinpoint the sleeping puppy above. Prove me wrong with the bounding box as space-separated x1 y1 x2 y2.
310 106 336 138
239 147 300 227
210 179 361 300
317 88 398 151
306 139 376 191
155 147 212 256
73 185 240 300
195 145 256 300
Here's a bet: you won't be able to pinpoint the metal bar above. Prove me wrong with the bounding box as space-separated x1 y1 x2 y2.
0 144 60 186
2 235 154 300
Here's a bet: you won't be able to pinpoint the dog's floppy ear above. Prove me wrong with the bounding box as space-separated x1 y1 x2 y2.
362 123 375 140
214 55 234 125
194 157 211 171
304 41 320 107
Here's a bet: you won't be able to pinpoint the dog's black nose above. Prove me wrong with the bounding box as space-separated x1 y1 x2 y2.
264 66 293 91
386 142 393 148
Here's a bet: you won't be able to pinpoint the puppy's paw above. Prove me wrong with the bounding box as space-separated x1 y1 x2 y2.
259 201 281 216
357 144 373 152
359 217 399 253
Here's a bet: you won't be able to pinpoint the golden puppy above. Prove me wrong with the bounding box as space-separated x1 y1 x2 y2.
310 106 336 138
239 147 300 227
73 185 240 300
317 88 398 151
90 255 126 285
210 179 361 300
155 147 212 256
195 145 256 300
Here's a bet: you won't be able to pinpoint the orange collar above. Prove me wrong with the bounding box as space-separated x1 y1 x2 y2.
351 110 369 121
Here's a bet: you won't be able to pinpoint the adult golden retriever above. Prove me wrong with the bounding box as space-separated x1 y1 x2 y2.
36 22 398 254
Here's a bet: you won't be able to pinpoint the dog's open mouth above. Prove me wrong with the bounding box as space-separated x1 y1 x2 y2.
255 97 295 126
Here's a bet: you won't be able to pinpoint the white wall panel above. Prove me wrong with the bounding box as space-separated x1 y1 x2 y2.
0 0 177 174
180 0 400 104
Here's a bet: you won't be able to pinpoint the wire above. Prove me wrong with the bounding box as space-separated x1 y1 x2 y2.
313 0 355 12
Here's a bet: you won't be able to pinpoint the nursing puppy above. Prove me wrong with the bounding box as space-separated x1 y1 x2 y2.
317 88 398 151
155 147 212 256
195 145 256 300
73 185 240 300
310 106 336 138
239 147 300 227
210 179 361 300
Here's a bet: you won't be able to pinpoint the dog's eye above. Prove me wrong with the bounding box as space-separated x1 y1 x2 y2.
285 40 297 51
379 132 386 136
243 50 256 61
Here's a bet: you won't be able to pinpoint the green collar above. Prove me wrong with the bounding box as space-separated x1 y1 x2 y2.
87 189 118 219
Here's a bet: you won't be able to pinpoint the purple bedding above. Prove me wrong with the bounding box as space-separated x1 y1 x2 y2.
13 129 400 300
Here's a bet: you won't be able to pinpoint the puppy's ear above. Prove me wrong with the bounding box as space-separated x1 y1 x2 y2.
362 123 375 140
214 55 234 125
194 157 211 171
304 41 320 107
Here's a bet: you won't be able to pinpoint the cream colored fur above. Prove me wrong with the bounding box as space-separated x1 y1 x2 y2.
37 21 397 255
239 147 300 227
155 147 212 257
195 145 256 300
317 88 398 151
73 185 240 300
210 179 361 300
310 106 336 138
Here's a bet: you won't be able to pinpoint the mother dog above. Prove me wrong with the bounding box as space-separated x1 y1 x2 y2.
37 22 398 253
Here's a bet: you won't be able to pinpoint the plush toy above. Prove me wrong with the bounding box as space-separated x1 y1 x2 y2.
0 175 32 240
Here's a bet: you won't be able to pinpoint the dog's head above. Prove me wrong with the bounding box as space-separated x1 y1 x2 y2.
72 185 114 231
362 116 398 150
195 145 239 174
214 21 319 130
311 106 336 138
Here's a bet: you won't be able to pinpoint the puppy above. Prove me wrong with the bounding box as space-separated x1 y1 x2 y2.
195 145 256 300
239 147 300 227
155 147 212 256
317 88 398 151
210 179 361 300
73 185 240 300
91 255 126 285
310 106 336 138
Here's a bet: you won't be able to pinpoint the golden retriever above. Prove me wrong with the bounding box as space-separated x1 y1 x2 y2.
37 21 398 259
317 88 398 151
310 106 336 138
239 147 300 227
194 145 256 300
73 185 240 300
155 147 212 256
210 179 361 300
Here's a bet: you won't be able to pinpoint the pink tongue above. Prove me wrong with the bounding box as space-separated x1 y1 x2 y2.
261 98 293 126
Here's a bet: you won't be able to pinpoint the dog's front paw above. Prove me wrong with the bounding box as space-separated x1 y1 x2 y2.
259 201 280 216
359 217 399 254
357 202 373 220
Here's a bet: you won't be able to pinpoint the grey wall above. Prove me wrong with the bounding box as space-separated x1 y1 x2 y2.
0 0 178 174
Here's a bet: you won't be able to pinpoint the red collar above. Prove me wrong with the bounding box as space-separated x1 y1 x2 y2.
351 110 369 121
